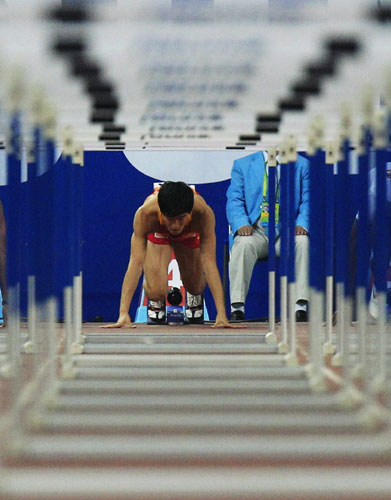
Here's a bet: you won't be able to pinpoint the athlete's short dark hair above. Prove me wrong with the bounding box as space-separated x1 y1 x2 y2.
158 181 194 217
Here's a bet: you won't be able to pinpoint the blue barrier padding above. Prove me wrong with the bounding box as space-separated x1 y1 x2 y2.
74 161 83 277
356 130 371 289
34 129 46 302
54 155 66 292
279 161 288 277
334 141 350 293
21 165 29 297
35 136 56 302
288 161 296 283
26 128 40 278
324 160 335 278
309 149 326 291
6 154 22 288
387 151 391 282
69 157 77 279
54 154 74 292
46 138 56 297
6 113 22 289
374 148 387 293
267 165 276 271
387 114 391 149
35 133 46 302
65 154 75 287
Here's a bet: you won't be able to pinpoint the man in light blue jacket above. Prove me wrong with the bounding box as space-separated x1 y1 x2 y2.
226 151 310 321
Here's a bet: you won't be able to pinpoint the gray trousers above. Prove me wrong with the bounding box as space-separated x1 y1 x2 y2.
229 221 309 306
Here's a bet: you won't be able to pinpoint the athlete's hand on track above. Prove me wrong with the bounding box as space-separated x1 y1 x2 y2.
211 314 247 329
100 313 136 329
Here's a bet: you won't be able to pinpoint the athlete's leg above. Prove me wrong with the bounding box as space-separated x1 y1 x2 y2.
173 243 205 323
143 240 172 301
172 243 206 295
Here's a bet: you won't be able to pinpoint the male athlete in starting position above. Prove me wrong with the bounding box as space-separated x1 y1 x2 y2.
104 181 242 328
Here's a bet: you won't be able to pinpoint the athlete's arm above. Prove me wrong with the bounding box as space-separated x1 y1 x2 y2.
102 208 148 328
198 202 245 329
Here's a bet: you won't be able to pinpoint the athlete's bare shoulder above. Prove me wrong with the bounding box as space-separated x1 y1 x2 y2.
142 191 159 212
191 194 214 230
193 193 209 214
134 192 159 233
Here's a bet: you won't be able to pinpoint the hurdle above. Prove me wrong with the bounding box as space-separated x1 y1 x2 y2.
286 135 299 366
352 91 373 386
265 146 278 344
1 70 23 382
277 142 289 354
322 140 337 356
60 127 85 377
25 95 59 430
305 117 327 392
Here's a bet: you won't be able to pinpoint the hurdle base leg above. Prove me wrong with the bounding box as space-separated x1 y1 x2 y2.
305 362 314 378
285 352 298 366
331 351 343 366
322 341 335 356
265 331 277 344
0 362 13 378
358 403 389 431
351 363 363 380
42 384 60 409
277 342 289 354
76 334 85 345
23 340 37 354
61 360 78 379
309 373 327 393
268 270 276 335
335 385 363 410
27 410 43 431
369 374 387 395
71 341 84 355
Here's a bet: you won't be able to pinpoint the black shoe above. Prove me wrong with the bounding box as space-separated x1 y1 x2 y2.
295 310 308 322
230 310 244 321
